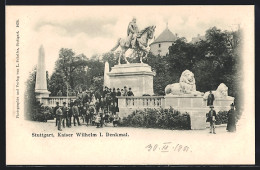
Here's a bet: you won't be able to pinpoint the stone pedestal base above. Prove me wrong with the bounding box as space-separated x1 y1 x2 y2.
35 90 51 104
107 63 155 96
164 95 234 129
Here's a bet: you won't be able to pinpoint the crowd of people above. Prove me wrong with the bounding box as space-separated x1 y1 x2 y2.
53 86 134 131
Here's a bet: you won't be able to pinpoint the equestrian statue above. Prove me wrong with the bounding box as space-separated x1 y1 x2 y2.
110 17 156 64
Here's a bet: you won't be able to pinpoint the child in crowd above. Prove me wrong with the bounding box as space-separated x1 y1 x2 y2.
113 114 120 127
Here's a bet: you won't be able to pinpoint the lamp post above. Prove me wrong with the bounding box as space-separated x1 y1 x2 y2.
64 76 69 107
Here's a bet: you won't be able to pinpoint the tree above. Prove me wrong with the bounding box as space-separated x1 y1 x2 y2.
49 48 88 95
24 67 49 120
102 52 119 70
48 70 66 96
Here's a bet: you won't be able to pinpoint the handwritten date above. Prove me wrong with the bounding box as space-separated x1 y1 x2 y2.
145 142 191 153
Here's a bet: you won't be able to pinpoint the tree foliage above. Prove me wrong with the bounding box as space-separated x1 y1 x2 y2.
146 26 242 110
49 48 89 95
49 48 106 96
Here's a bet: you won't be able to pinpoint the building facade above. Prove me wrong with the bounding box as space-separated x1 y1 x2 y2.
150 26 177 56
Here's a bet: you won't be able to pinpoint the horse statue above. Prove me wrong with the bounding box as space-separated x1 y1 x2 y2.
110 25 156 64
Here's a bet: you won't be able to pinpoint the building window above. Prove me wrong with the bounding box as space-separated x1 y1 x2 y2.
158 44 161 48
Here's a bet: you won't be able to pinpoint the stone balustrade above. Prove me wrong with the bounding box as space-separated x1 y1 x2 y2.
117 95 234 129
40 96 77 107
117 96 164 118
118 96 164 108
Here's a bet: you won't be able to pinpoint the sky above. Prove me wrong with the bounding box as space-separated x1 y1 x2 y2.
7 5 251 76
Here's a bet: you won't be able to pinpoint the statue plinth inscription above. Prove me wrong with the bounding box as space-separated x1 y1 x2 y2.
107 63 155 96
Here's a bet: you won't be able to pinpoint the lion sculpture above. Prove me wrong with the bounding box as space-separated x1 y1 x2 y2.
165 70 203 96
203 83 233 99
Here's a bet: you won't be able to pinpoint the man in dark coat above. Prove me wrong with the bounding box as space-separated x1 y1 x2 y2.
111 88 117 105
206 105 217 134
72 102 81 126
56 106 63 131
88 103 95 125
123 86 128 96
115 88 121 107
109 102 116 115
53 102 60 127
116 88 121 96
207 90 215 106
62 102 68 128
83 90 90 104
106 89 112 111
81 103 87 123
102 86 108 98
100 112 104 128
99 97 106 113
127 87 134 96
95 98 101 113
227 103 237 132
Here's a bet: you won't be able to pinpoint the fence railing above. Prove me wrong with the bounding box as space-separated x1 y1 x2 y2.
118 96 165 108
41 96 77 107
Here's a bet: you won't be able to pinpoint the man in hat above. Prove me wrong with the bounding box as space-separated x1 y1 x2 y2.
81 103 88 124
207 105 217 134
56 105 63 131
127 87 134 96
102 86 108 98
207 90 215 106
116 88 121 97
62 102 69 128
227 103 237 132
72 101 81 126
88 101 96 125
123 86 128 96
111 88 117 105
53 102 60 127
116 88 121 107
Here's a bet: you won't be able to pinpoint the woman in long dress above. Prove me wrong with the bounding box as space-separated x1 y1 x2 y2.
226 103 237 132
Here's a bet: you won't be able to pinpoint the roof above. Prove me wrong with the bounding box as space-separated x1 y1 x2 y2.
150 28 177 45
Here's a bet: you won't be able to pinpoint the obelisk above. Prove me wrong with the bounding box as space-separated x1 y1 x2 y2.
103 61 110 88
35 45 50 99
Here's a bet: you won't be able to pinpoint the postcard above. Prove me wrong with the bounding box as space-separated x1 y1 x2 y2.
6 5 255 165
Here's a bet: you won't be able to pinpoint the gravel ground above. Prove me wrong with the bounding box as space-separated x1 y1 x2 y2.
7 117 253 165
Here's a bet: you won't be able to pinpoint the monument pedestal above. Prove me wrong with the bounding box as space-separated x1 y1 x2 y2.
35 45 51 103
107 63 155 96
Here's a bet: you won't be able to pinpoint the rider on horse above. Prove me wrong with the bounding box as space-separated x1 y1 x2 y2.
110 17 156 64
126 17 139 49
